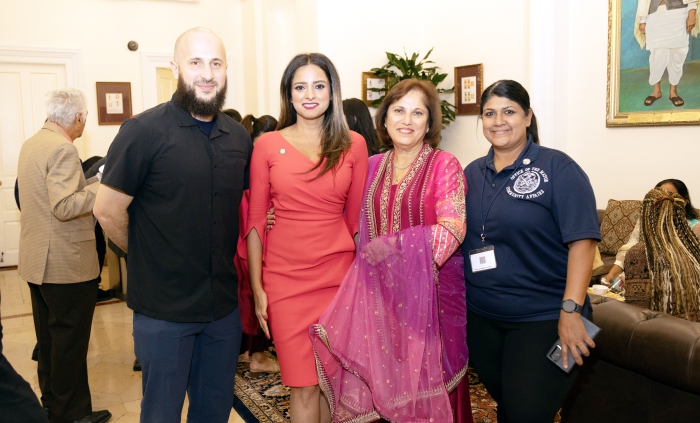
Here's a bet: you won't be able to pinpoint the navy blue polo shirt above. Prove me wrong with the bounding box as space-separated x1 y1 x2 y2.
102 96 253 323
462 139 600 322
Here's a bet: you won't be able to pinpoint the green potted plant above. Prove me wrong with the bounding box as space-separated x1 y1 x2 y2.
370 48 456 129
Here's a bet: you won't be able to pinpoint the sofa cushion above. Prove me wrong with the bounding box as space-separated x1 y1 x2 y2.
598 199 642 255
590 297 700 395
623 242 651 308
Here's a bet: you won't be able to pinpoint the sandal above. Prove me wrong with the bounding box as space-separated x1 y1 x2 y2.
249 357 280 374
644 95 661 106
669 96 684 107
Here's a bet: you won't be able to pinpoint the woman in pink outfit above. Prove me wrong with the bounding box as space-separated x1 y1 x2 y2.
310 79 472 423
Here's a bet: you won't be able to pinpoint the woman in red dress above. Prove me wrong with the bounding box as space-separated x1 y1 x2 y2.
246 53 368 422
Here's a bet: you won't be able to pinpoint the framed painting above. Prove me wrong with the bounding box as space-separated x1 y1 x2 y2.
454 64 484 115
361 72 389 106
96 82 132 125
607 0 700 126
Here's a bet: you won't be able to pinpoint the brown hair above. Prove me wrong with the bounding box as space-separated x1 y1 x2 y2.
277 53 350 178
374 79 442 150
240 114 278 142
641 188 700 321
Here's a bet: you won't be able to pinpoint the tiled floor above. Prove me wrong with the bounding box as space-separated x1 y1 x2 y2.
0 266 244 423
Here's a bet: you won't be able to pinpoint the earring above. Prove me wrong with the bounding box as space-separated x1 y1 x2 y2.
426 126 429 133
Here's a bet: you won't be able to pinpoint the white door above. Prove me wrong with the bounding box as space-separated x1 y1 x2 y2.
0 62 67 267
156 67 177 105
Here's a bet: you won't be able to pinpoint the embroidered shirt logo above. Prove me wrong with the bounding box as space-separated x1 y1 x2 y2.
506 167 549 199
513 171 540 194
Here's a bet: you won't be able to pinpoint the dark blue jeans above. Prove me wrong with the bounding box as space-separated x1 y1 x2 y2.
133 309 242 423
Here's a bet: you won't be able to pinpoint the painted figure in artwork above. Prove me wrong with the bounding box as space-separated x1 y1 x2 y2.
635 0 698 107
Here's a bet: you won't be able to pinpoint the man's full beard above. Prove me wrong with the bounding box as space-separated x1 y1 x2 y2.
174 77 228 118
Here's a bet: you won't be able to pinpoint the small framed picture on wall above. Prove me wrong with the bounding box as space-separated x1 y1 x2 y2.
96 82 133 125
361 72 389 106
454 64 483 115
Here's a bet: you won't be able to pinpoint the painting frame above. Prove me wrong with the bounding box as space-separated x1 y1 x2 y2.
96 82 132 125
454 64 483 115
607 0 700 127
361 72 389 107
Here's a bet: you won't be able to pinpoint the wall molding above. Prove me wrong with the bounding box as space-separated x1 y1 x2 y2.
0 46 83 89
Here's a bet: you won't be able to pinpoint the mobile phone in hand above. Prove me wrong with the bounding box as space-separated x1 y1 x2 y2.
547 315 601 373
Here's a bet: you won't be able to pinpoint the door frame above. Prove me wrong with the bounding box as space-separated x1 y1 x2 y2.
0 46 82 88
141 52 174 110
0 47 82 267
0 45 84 158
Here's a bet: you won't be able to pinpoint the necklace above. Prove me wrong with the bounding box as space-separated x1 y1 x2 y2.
393 161 411 170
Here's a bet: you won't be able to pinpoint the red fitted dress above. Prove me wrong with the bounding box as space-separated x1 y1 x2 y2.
246 131 368 386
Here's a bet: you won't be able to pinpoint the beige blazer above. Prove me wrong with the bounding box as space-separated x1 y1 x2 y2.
18 122 100 284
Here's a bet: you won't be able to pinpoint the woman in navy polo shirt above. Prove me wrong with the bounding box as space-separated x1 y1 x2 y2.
462 80 601 422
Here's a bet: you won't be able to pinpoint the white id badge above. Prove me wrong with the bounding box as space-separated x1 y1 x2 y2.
469 245 497 272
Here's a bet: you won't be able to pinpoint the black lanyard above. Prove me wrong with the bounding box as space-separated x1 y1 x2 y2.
478 143 532 247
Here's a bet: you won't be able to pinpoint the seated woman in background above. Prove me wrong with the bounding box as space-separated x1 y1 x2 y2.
342 98 380 155
602 179 700 288
234 114 279 373
640 186 700 322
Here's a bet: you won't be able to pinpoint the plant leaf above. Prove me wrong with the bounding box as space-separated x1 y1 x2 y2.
373 48 456 129
432 73 448 84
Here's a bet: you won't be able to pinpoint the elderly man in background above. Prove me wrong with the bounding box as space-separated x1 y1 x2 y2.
635 0 698 107
94 27 251 423
17 89 110 423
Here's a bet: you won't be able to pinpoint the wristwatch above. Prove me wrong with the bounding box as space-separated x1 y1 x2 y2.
561 299 583 314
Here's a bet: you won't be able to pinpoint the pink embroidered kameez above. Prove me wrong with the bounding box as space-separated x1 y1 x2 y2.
310 145 471 422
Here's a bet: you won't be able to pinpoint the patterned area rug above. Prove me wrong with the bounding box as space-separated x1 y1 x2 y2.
233 355 564 423
233 353 502 423
234 353 290 422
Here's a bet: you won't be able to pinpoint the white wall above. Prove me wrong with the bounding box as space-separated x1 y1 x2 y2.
0 0 245 157
316 0 528 168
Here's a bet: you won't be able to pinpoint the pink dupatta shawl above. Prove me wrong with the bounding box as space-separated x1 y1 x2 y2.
310 145 468 422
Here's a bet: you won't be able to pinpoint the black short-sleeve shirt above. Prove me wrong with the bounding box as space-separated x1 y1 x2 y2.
102 97 252 322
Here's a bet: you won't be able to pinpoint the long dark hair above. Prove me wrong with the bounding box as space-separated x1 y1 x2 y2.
277 53 350 178
342 98 379 155
241 114 278 142
655 179 698 220
223 109 242 122
480 80 540 145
